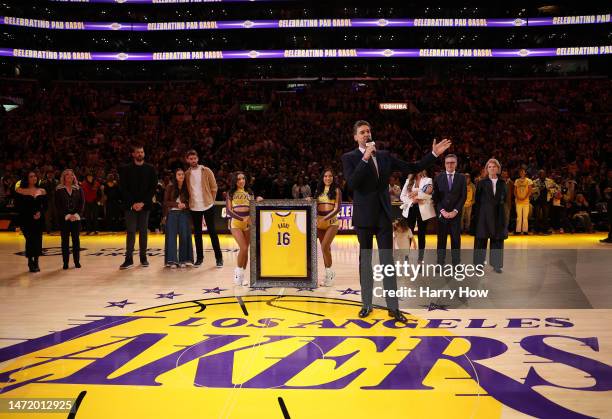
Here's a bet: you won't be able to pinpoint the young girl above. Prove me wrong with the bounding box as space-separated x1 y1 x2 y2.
163 167 193 268
314 168 341 286
393 218 415 263
226 172 261 285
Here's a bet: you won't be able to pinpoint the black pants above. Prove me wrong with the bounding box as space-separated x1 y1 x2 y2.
436 217 461 264
534 201 551 233
84 202 98 233
191 208 222 262
60 220 80 264
405 206 428 260
21 221 44 258
125 209 150 261
356 221 399 311
474 238 504 269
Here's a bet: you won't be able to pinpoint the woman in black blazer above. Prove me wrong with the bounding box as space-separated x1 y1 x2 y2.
473 158 508 273
55 169 85 269
15 171 47 272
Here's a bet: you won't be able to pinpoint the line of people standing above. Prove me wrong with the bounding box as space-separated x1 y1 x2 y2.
13 145 225 275
398 154 509 273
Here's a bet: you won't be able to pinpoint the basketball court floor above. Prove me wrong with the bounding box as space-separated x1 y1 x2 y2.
0 232 610 418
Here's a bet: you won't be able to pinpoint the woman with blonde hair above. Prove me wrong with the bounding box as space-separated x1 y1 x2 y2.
473 158 508 273
55 169 85 269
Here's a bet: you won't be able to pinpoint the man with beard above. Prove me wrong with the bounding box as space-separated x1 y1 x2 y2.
118 144 158 270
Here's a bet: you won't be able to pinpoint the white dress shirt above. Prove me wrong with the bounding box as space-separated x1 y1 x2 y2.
491 177 498 195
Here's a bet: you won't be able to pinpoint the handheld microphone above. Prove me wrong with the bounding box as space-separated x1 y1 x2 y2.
366 140 376 155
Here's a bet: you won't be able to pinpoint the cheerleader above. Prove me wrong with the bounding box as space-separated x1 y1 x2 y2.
226 172 261 285
314 168 341 286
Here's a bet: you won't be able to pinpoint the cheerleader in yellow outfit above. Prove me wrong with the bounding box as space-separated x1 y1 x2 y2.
312 168 341 286
226 172 261 285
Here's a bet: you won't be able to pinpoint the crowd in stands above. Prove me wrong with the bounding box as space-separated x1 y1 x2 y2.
1 77 610 234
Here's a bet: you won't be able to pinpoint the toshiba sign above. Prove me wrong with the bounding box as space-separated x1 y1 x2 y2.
378 102 408 110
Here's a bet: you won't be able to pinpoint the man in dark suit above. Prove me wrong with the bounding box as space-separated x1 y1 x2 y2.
433 154 467 265
342 120 451 321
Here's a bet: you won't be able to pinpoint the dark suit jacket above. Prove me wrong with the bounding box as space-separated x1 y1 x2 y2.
433 172 467 223
341 149 436 228
473 178 508 240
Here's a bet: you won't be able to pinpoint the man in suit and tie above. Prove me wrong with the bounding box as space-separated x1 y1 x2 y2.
342 120 451 321
433 154 467 265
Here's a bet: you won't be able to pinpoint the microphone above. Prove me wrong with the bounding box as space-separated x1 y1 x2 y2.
366 140 376 155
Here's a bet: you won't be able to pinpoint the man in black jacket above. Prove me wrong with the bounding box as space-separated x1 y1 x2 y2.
433 154 467 265
342 120 451 321
118 144 158 269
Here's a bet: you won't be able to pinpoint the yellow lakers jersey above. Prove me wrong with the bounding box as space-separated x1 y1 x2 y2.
260 211 307 277
231 189 251 218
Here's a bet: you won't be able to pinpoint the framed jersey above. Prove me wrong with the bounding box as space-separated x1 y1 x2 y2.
250 199 317 288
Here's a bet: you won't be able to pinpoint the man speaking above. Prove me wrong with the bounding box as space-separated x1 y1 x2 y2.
342 120 451 321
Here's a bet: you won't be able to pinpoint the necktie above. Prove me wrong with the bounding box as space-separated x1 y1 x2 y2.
368 157 379 178
447 173 453 190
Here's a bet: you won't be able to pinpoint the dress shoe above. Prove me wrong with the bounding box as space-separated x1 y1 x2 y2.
388 309 408 323
74 262 81 269
358 305 372 318
494 267 503 273
119 259 134 270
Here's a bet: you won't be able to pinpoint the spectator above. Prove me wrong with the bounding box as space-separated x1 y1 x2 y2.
81 172 101 235
292 175 312 199
514 168 533 235
40 170 58 233
532 170 555 235
461 173 475 234
570 193 594 233
388 174 402 203
102 173 122 231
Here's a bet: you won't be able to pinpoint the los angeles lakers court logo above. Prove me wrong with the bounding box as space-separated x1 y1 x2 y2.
0 295 610 418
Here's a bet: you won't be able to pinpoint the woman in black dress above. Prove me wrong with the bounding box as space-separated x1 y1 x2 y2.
15 171 47 272
55 169 85 269
473 158 508 273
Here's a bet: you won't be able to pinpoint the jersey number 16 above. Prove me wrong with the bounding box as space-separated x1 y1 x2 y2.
276 232 291 246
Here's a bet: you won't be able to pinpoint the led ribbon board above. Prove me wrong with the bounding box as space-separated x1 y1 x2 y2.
2 47 611 60
48 0 276 3
1 15 611 31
